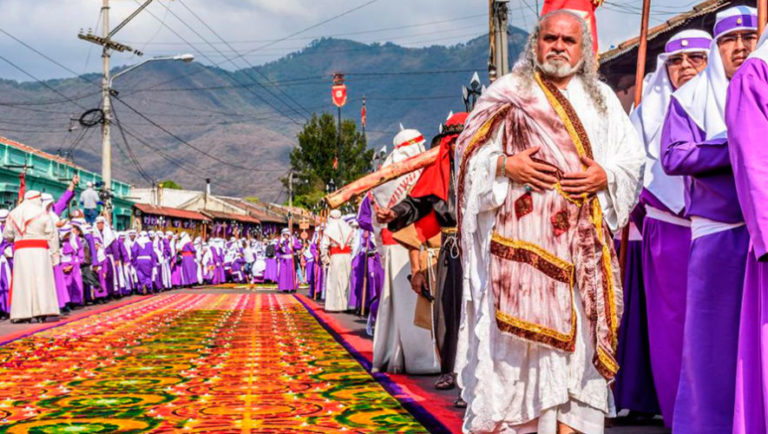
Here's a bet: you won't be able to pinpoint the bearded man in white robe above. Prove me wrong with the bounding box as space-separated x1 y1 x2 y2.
454 11 644 433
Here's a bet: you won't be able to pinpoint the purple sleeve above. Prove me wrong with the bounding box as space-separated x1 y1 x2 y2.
86 235 97 265
726 58 768 260
119 243 129 261
131 244 140 265
660 99 732 176
52 189 75 216
77 239 85 263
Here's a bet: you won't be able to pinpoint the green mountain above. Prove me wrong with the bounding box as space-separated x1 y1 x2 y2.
0 28 528 200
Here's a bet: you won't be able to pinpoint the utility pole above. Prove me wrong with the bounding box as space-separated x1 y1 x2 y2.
488 0 510 82
79 0 150 223
101 0 112 222
288 171 294 231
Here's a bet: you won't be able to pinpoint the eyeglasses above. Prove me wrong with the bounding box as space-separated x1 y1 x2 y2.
666 52 708 67
718 32 759 46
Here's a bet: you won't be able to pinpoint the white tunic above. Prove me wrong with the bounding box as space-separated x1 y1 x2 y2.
456 75 645 433
321 218 353 313
372 243 440 375
3 198 60 320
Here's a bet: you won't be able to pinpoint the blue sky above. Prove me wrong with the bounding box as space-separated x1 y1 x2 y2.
0 0 706 82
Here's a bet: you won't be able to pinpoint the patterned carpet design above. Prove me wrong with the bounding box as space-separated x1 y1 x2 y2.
0 292 427 433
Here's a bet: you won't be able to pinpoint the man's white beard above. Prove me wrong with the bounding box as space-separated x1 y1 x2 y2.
535 56 584 79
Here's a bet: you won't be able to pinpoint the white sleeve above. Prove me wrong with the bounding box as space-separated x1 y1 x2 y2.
595 88 645 231
462 126 509 221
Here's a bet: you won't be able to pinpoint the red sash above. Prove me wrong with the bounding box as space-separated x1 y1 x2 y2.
14 239 49 249
330 246 351 255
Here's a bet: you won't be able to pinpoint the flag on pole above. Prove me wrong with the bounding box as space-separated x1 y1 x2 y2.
541 0 602 54
361 101 367 128
17 171 25 205
332 156 339 170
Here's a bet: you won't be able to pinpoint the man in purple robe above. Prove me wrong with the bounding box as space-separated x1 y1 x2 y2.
277 229 301 293
627 29 712 424
726 28 768 434
660 7 758 433
131 231 157 294
59 224 85 306
95 216 119 298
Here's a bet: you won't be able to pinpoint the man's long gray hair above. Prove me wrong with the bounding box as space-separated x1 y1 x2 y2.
513 10 607 114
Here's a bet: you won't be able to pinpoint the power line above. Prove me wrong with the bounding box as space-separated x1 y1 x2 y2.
112 94 261 171
0 54 88 110
176 0 314 118
235 0 381 60
124 13 487 46
128 0 381 95
0 26 100 87
128 0 306 125
111 100 155 183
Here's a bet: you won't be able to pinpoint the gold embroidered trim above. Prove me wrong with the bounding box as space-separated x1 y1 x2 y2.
491 233 575 284
535 72 620 373
495 309 577 351
441 227 457 234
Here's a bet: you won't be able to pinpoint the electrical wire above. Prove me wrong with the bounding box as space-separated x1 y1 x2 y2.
126 0 381 95
176 0 314 118
129 0 306 126
112 94 261 171
0 54 88 110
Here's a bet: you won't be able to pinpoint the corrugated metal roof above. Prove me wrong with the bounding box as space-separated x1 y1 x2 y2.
134 203 211 221
201 209 261 225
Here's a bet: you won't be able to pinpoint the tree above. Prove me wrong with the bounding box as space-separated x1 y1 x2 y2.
159 180 182 190
285 112 373 208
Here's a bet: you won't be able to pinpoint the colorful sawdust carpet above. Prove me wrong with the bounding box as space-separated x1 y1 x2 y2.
0 293 428 433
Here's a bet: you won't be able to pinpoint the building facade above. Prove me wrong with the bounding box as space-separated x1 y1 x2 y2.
0 136 134 229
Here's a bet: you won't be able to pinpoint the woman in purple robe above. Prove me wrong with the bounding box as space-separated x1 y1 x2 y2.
131 232 157 294
178 233 198 287
726 29 768 434
659 8 757 433
59 225 85 306
277 229 301 293
630 29 712 425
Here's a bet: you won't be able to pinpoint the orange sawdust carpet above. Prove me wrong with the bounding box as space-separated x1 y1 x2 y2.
0 292 428 433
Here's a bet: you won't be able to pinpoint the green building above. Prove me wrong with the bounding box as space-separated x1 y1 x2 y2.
0 136 134 230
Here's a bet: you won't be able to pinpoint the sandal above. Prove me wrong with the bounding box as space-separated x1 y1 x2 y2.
434 373 456 390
